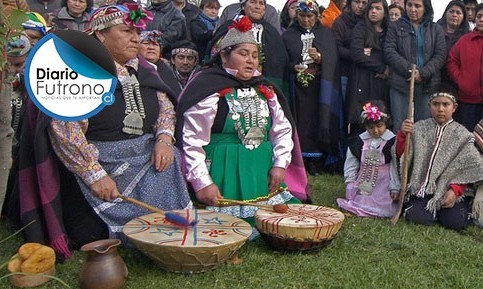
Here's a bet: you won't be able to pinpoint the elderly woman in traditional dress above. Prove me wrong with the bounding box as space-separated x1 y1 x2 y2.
176 16 308 228
48 4 192 247
282 0 341 175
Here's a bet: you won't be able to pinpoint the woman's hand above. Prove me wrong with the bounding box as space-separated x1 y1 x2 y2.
269 167 286 194
400 119 414 135
90 176 120 201
308 47 322 64
152 135 174 172
196 184 222 206
441 189 457 209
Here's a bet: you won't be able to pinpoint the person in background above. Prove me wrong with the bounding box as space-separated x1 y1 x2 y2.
338 101 400 218
21 12 51 46
147 0 188 52
168 40 201 94
446 3 483 131
396 84 483 230
282 0 341 176
388 3 403 21
321 0 347 28
437 1 469 91
190 0 220 63
138 30 181 98
346 0 390 135
215 0 281 34
390 0 403 7
27 0 61 19
2 35 31 223
384 0 446 133
280 0 298 31
210 0 290 97
464 0 478 31
49 0 92 31
172 0 200 40
332 0 368 103
176 16 305 228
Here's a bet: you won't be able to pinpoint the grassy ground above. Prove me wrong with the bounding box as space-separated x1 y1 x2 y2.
1 173 483 289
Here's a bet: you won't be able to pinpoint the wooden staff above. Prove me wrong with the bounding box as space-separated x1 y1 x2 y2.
218 198 289 213
119 195 195 226
391 64 417 225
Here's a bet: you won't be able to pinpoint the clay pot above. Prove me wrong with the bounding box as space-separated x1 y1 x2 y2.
79 239 128 289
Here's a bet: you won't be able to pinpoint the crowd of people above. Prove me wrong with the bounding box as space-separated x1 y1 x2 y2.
2 0 483 259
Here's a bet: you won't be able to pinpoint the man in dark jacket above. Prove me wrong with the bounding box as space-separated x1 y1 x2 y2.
173 0 200 40
147 0 188 48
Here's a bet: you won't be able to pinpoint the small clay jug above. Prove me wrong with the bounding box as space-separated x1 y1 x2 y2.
79 239 128 289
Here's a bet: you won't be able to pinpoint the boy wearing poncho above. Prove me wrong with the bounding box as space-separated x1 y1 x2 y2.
397 86 483 230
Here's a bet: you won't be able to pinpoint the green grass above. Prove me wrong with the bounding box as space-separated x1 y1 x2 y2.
2 173 483 289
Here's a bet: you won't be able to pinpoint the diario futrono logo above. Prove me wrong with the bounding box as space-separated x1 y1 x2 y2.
25 30 118 121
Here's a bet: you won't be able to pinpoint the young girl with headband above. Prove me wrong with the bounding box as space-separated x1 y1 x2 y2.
337 100 401 217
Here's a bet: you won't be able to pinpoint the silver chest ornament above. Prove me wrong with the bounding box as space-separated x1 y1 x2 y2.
228 88 269 150
358 148 381 195
121 74 145 136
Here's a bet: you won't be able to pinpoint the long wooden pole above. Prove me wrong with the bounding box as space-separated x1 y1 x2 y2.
391 64 417 225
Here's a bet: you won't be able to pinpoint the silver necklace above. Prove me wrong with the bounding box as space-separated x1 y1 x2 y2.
227 88 269 150
121 74 145 135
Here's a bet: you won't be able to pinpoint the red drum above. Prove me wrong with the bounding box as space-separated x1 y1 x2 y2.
255 204 345 251
123 209 252 273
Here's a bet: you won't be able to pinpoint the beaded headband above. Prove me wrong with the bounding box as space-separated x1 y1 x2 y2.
85 4 153 34
429 92 457 103
171 48 198 58
140 30 162 44
360 103 388 123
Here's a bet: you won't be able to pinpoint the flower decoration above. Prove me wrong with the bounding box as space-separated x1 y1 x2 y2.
296 70 315 88
218 88 234 97
123 3 153 30
229 15 253 32
257 85 275 100
361 103 387 122
297 0 319 14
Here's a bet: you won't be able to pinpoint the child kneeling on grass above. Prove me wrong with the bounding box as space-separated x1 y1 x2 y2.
337 101 401 217
397 85 483 230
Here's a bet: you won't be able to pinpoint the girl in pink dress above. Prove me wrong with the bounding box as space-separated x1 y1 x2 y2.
337 101 400 217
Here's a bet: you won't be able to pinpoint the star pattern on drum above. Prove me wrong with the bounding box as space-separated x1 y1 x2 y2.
202 217 227 225
152 227 182 236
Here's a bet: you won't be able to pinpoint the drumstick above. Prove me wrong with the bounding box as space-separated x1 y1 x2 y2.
218 198 289 213
119 195 196 226
391 63 417 225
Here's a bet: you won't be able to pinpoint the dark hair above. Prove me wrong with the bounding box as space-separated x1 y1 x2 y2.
280 0 295 30
403 0 434 22
62 0 93 12
362 0 389 49
437 1 469 35
431 82 458 99
463 0 478 5
361 100 391 126
200 0 221 9
388 3 403 14
478 3 483 14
